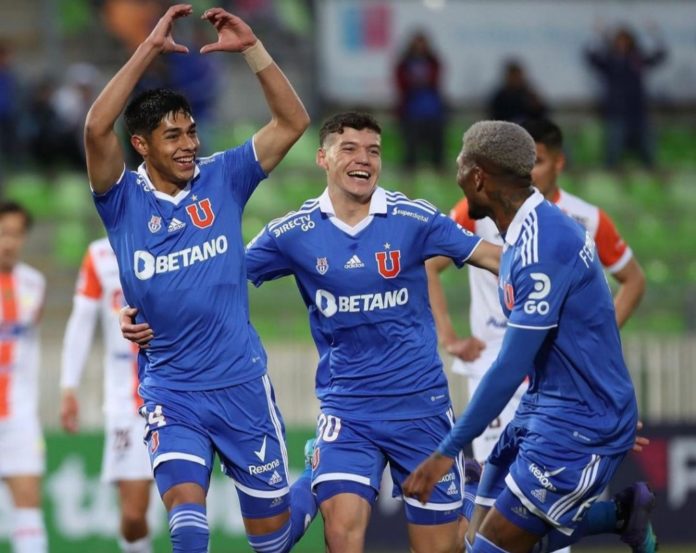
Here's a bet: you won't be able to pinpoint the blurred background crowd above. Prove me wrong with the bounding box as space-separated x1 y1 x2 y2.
0 0 694 551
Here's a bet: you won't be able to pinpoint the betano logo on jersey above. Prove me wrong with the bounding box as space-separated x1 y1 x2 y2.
133 235 228 280
315 287 409 317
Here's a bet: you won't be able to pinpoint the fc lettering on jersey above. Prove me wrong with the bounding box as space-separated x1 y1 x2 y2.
185 198 215 229
375 250 401 279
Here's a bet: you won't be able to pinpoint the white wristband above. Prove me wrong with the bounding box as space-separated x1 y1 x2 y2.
242 40 273 74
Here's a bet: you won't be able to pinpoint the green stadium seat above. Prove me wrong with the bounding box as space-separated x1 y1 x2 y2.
54 172 93 218
55 220 90 266
3 173 52 217
578 170 624 212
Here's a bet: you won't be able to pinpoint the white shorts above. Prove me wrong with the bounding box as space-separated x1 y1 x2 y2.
0 414 45 476
101 412 152 483
467 374 527 464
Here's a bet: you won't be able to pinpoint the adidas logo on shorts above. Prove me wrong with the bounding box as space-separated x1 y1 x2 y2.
531 488 547 503
344 255 365 269
268 470 283 486
270 496 284 508
447 481 458 496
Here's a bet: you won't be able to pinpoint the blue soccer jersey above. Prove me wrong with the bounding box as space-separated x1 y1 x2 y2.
499 191 637 454
93 139 268 390
246 187 482 420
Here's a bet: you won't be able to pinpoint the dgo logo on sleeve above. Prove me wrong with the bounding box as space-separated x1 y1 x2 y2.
523 272 551 315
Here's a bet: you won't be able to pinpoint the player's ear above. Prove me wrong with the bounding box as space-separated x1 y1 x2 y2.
474 166 485 191
130 134 148 157
555 150 566 174
316 147 328 170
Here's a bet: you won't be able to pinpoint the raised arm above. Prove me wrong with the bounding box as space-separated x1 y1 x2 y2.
84 4 192 193
200 8 309 174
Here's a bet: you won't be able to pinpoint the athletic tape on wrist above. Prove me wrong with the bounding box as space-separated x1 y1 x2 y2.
243 41 273 73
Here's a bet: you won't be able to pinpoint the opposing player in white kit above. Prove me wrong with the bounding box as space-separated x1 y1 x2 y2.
427 117 646 464
60 238 153 553
0 201 48 553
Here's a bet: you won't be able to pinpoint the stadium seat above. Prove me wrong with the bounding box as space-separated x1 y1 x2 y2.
578 170 624 212
3 173 52 217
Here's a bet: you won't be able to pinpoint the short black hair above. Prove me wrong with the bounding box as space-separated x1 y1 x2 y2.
319 112 381 147
0 200 33 230
124 88 193 136
520 118 564 151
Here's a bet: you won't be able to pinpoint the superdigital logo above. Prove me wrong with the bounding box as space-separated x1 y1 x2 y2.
133 235 228 280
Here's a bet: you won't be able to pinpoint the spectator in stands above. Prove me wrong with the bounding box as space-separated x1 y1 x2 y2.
394 31 447 171
25 78 84 175
488 59 548 123
585 24 667 169
0 41 19 186
53 63 102 162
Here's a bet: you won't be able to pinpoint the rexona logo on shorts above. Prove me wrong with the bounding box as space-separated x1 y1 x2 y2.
134 235 228 280
314 288 409 317
528 463 558 492
248 458 281 475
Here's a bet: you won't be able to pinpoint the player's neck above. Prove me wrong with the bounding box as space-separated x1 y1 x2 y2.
144 164 188 197
328 188 371 226
491 187 534 234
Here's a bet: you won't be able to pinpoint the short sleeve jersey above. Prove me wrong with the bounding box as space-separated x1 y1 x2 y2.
498 191 637 454
246 187 482 420
93 140 268 391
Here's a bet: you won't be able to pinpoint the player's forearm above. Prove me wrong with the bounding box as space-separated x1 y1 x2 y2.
60 298 100 389
614 278 645 328
426 259 458 346
612 260 646 328
251 58 310 175
256 62 309 136
85 41 161 140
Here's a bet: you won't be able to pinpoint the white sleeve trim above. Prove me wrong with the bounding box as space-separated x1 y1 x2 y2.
459 237 484 265
90 164 127 195
507 322 558 330
60 295 101 389
605 247 633 274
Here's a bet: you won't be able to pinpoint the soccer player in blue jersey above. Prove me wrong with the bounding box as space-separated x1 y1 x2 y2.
244 111 502 553
84 5 315 553
403 121 656 553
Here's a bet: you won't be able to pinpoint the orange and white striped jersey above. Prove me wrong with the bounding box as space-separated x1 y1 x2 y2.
60 238 142 417
449 188 632 376
0 263 45 420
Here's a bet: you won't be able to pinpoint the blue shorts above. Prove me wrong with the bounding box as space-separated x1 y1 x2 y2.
311 408 463 524
477 423 626 536
140 374 290 516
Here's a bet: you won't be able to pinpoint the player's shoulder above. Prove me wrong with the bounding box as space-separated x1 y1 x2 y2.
384 189 439 224
266 197 322 239
516 201 583 267
196 150 227 169
14 262 46 288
